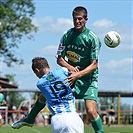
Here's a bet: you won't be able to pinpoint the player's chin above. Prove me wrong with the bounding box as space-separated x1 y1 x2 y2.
74 26 82 31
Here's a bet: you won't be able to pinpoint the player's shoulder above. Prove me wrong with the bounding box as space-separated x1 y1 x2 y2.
47 67 68 76
86 28 100 42
0 93 4 97
64 28 74 36
55 67 69 77
60 28 73 42
61 67 69 72
54 67 68 73
87 29 98 37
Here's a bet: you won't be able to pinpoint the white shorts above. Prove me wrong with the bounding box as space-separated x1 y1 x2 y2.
51 112 84 133
109 115 115 123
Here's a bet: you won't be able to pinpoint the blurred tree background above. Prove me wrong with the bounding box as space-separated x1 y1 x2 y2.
0 0 38 107
0 0 38 67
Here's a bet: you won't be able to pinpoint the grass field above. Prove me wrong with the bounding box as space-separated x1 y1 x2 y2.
0 125 132 133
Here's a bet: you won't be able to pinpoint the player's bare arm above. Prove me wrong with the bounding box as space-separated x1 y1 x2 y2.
66 60 98 86
56 56 79 72
78 60 98 77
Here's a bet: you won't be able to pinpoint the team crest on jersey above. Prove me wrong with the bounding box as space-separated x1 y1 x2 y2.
42 74 60 87
47 74 54 80
67 45 85 51
66 51 80 62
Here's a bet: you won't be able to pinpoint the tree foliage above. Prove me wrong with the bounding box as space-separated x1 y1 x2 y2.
0 0 38 67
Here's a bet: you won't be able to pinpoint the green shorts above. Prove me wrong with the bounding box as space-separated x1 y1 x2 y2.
73 79 98 101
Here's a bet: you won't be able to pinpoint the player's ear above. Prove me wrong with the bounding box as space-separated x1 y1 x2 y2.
85 17 88 22
35 68 40 72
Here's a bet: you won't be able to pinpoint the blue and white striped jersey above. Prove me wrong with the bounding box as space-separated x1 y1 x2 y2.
36 67 76 115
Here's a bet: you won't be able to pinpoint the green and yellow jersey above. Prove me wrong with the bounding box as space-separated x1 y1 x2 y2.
57 28 101 100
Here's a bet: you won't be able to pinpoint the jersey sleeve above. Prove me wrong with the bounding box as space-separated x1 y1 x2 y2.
90 31 101 60
57 29 72 57
57 35 66 57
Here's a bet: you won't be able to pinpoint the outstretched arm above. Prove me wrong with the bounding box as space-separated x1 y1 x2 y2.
56 56 79 72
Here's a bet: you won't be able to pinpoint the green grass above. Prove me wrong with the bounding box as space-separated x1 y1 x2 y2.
0 125 132 133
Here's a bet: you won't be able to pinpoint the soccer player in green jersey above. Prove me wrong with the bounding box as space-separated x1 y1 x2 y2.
56 6 104 133
0 92 7 126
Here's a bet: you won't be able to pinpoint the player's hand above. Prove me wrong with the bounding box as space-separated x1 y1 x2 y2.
68 66 80 72
65 71 80 86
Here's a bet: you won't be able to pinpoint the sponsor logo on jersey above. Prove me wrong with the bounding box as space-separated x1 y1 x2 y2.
66 51 80 62
52 94 73 105
67 45 85 51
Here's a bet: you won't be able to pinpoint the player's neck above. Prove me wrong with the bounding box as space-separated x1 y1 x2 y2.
43 68 50 74
74 27 86 32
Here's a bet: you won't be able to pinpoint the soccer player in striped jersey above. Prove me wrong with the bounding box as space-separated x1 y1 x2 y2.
12 57 84 133
56 6 104 133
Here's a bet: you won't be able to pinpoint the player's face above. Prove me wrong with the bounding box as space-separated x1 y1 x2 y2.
73 12 88 32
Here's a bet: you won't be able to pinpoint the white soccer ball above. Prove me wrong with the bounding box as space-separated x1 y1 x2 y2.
104 31 121 48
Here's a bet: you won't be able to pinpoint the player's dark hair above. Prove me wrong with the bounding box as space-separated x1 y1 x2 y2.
72 6 88 18
32 57 50 72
